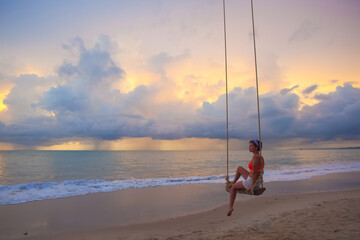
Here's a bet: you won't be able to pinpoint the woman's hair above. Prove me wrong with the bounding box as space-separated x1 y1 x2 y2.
249 139 262 151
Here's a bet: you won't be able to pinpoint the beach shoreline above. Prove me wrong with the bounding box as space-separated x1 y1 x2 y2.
1 171 360 240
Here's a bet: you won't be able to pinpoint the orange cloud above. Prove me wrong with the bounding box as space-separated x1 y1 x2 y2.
0 92 9 111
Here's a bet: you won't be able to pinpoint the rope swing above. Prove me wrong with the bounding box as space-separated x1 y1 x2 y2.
251 0 262 155
222 0 230 179
223 0 265 195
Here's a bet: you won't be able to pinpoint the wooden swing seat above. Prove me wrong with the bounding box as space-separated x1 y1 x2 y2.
225 171 266 196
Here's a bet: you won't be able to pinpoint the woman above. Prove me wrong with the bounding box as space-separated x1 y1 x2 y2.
227 139 264 216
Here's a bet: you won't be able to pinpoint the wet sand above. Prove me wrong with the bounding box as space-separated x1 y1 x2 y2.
1 171 360 240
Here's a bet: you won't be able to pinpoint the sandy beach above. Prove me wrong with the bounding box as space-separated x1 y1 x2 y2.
1 171 360 240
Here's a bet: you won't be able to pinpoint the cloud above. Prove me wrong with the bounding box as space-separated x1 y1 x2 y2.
296 83 360 140
1 80 359 146
186 87 300 140
147 49 190 75
302 84 318 95
3 74 56 121
0 35 359 147
184 83 360 141
41 85 87 113
280 85 299 95
36 36 127 129
289 21 320 43
0 36 197 145
257 52 287 91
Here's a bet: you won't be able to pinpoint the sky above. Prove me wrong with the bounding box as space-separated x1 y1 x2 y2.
0 0 359 150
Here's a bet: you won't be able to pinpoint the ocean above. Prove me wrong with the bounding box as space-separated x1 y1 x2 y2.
0 149 359 205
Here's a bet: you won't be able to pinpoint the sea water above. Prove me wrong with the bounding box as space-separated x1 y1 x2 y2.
0 149 359 204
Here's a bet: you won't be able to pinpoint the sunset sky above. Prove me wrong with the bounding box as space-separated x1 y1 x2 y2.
0 0 359 150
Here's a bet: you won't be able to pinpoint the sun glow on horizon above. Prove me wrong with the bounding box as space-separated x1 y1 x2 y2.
36 141 92 151
4 137 359 151
35 138 233 151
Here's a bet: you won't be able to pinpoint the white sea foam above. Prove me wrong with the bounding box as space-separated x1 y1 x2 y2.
263 162 360 182
1 162 359 205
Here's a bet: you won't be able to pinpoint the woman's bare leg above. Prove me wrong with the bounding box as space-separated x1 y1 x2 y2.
227 181 245 216
231 166 250 184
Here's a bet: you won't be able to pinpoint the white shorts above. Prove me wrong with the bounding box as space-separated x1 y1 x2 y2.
242 176 260 189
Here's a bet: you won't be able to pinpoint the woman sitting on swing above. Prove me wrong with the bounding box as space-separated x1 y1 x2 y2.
227 139 264 216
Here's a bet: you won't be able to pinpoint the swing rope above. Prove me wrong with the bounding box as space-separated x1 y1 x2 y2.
250 0 262 156
222 0 230 178
223 0 264 194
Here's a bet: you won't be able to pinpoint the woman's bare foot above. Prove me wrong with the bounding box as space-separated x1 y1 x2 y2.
227 208 233 216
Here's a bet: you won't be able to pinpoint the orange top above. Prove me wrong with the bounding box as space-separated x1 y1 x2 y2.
248 159 264 172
